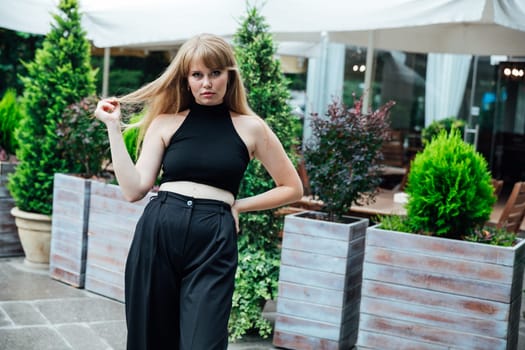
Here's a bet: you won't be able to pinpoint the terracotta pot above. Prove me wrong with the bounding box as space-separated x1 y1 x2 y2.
11 206 52 268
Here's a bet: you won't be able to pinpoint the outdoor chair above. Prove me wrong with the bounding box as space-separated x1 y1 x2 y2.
486 181 525 233
491 178 504 199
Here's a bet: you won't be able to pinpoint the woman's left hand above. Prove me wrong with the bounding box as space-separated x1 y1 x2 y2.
231 204 240 234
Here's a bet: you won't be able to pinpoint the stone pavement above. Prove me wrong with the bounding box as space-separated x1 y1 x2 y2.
1 256 524 350
0 257 276 350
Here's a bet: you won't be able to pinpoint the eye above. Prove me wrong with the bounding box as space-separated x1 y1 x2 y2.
211 70 222 77
191 72 202 78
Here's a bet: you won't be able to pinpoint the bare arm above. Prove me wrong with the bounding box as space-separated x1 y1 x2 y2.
94 99 163 202
232 117 303 215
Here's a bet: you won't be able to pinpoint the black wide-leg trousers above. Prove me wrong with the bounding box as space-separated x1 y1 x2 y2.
124 191 238 350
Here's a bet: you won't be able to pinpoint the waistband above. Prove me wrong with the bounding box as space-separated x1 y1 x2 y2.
153 191 231 211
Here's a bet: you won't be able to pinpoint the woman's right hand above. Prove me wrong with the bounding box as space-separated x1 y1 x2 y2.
94 98 121 126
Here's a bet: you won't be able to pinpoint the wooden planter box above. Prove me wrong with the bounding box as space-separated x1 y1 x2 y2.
0 161 23 257
50 174 91 287
85 180 154 302
358 225 525 350
273 211 369 350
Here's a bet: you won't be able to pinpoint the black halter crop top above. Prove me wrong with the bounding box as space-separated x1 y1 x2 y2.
160 102 250 197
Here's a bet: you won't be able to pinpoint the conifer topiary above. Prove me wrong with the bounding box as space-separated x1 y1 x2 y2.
405 129 495 239
8 0 96 214
229 4 301 341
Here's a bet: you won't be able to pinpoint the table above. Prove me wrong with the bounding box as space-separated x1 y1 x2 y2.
349 189 407 219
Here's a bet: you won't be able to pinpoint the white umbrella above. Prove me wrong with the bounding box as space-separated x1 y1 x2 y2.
2 0 524 54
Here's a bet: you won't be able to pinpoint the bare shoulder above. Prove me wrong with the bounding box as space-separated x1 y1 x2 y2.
231 113 267 135
149 111 189 146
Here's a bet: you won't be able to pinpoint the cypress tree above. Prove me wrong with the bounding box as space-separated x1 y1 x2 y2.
229 5 301 340
8 0 96 214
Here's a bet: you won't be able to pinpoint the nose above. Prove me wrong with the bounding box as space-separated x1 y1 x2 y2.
203 75 212 87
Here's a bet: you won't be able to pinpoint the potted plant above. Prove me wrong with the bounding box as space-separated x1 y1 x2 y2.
273 95 394 350
7 0 97 268
357 129 525 349
0 89 24 257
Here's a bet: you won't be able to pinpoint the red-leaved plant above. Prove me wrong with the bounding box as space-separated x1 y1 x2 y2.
303 94 395 221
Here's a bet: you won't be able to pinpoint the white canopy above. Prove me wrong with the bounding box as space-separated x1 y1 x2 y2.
1 0 525 56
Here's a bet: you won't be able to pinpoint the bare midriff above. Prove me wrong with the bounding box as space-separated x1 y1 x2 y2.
158 181 235 206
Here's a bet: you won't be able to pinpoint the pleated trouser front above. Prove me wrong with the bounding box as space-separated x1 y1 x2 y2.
124 191 238 350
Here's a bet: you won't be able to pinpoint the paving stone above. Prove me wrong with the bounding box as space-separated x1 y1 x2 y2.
89 321 127 350
0 306 12 327
0 259 86 301
56 323 112 350
1 302 48 326
0 326 71 350
35 297 125 324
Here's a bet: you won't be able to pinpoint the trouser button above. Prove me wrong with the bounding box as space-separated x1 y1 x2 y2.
187 200 193 207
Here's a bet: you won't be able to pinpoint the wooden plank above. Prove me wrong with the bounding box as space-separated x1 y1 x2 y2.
363 262 512 302
273 330 344 350
279 265 347 291
361 280 510 320
284 212 368 241
281 232 350 258
365 246 514 284
280 249 348 274
358 314 506 349
276 298 345 325
366 225 525 266
360 296 508 339
278 281 345 308
84 274 124 302
357 330 453 350
275 314 342 341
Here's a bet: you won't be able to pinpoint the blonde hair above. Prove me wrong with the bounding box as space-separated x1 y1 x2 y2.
119 33 254 147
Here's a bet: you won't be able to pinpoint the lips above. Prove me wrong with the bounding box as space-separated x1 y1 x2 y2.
201 91 215 97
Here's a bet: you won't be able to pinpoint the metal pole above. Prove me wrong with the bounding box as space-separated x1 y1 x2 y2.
102 47 110 97
363 31 375 113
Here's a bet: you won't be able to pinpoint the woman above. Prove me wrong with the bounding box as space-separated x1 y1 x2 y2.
94 33 303 350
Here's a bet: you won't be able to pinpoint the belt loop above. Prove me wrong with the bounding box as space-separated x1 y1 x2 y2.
159 191 168 203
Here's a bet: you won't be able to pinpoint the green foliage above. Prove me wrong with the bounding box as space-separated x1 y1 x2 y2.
122 113 144 162
7 0 96 215
0 89 23 156
375 214 413 233
0 29 44 96
304 96 395 221
405 129 495 239
464 226 517 246
421 117 465 146
56 96 109 177
229 5 301 341
229 237 280 340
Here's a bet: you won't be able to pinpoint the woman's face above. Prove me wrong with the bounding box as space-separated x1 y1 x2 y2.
187 59 228 106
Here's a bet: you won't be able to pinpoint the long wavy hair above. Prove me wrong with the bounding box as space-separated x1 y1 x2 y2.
120 33 254 148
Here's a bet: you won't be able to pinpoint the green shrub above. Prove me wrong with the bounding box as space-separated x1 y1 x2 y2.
304 95 395 221
421 116 465 146
56 96 109 177
229 5 301 341
0 88 23 156
8 0 96 214
405 129 495 239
